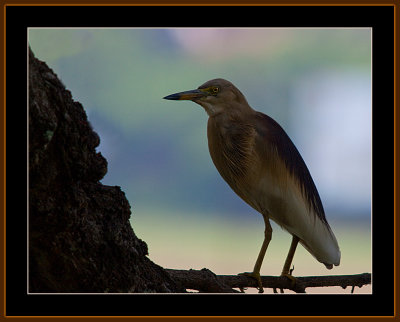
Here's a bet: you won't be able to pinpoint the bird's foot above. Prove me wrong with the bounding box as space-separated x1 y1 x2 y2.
239 271 264 293
281 273 297 287
281 266 297 288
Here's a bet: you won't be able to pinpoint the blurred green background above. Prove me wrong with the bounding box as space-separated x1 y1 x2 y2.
29 28 371 293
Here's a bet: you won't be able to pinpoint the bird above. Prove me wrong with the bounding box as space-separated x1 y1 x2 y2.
163 78 340 292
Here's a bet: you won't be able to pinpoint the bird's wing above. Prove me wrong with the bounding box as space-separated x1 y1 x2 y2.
253 112 328 227
254 112 341 267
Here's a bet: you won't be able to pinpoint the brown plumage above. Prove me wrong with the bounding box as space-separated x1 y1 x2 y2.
164 78 340 292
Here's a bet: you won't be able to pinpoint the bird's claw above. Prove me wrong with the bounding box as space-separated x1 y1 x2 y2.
281 273 297 287
279 265 296 288
239 271 264 293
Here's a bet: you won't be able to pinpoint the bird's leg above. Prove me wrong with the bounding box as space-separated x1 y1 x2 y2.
239 215 272 293
280 235 299 286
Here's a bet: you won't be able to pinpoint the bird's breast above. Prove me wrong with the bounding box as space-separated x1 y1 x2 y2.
207 117 263 207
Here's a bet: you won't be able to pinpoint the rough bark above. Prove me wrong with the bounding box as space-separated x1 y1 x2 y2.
28 48 185 293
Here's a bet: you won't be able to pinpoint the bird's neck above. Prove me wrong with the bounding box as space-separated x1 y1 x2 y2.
207 105 255 126
199 101 225 117
197 94 253 118
203 102 254 120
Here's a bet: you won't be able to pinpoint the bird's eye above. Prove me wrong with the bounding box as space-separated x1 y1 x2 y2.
212 87 220 94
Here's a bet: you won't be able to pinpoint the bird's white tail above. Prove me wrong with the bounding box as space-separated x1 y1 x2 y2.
294 215 341 268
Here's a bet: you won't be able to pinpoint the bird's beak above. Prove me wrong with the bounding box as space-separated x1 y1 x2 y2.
163 89 207 101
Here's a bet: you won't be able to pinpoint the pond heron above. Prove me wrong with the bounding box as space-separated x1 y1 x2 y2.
164 78 340 292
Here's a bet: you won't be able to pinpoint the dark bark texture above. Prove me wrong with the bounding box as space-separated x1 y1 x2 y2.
28 48 184 293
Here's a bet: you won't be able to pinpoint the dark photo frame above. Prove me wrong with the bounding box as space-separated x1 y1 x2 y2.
3 3 395 318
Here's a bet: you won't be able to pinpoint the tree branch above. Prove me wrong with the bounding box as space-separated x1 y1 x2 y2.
166 268 371 293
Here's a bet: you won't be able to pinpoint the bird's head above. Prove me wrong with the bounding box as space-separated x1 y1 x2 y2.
163 78 250 117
